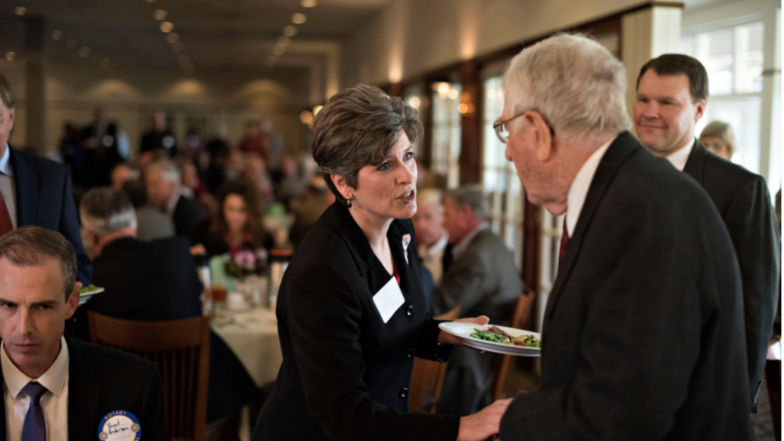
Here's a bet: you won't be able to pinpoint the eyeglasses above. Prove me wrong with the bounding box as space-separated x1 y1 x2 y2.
492 109 554 144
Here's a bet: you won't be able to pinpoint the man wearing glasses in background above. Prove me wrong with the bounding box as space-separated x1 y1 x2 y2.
495 34 752 440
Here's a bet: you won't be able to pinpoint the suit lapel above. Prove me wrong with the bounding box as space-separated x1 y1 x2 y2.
682 140 706 186
544 132 640 321
65 338 102 441
8 147 37 226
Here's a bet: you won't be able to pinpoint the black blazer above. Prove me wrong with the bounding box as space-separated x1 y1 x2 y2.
683 141 780 411
252 203 460 441
172 194 207 242
500 132 753 440
9 146 92 284
0 337 168 441
84 236 260 422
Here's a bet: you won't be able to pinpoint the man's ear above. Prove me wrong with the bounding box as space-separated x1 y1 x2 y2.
529 111 554 161
65 285 81 320
8 107 14 130
694 99 706 122
330 174 352 200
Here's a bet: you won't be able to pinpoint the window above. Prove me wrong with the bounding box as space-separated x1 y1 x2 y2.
681 22 766 177
481 75 523 270
403 85 424 158
431 82 462 189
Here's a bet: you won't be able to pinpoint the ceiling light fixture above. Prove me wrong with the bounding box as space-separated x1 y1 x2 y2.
79 46 91 57
283 25 297 37
51 30 63 41
277 36 290 47
160 21 174 33
166 32 179 43
145 0 157 3
272 45 285 55
154 9 167 20
301 0 317 7
291 13 306 24
5 52 15 62
14 7 26 16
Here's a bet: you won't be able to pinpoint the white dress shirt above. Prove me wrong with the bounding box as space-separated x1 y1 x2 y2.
452 222 488 262
164 189 182 218
664 138 695 172
419 233 448 284
565 137 615 237
2 337 69 441
0 144 17 230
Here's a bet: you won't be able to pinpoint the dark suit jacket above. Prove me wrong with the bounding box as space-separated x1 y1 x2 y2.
500 132 753 440
683 141 780 411
253 202 460 441
83 236 260 422
0 337 168 441
172 194 207 242
9 146 92 284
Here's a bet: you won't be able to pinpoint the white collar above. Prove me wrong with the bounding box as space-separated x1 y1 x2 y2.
665 138 695 172
421 233 448 258
565 136 615 237
165 188 182 216
1 336 69 398
452 222 488 261
0 144 13 176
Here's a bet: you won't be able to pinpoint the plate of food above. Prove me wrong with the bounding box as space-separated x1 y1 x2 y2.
77 284 105 306
438 322 541 357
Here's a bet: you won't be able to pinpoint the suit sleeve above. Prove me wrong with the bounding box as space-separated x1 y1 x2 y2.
58 167 93 284
723 176 780 410
287 263 459 441
140 363 170 441
433 249 487 317
500 202 716 440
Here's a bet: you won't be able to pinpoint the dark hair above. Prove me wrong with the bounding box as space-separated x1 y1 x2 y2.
637 54 709 102
212 179 266 250
122 179 148 208
0 72 14 109
312 84 423 204
0 226 77 297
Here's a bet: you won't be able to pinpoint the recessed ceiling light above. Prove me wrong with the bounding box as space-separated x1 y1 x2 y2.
160 21 174 33
291 13 306 24
166 32 179 43
14 7 26 16
272 45 285 55
51 30 63 40
5 52 15 62
79 46 91 57
154 10 167 21
145 0 157 3
283 25 297 37
301 0 317 7
277 36 290 47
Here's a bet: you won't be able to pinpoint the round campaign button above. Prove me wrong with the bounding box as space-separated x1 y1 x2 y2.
97 410 141 441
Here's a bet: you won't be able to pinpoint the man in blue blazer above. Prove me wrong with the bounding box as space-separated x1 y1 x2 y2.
0 72 92 284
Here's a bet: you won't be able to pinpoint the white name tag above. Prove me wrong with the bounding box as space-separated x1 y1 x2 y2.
373 277 405 323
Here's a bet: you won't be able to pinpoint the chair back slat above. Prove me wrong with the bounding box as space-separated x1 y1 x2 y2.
492 291 535 401
409 305 461 413
87 312 211 441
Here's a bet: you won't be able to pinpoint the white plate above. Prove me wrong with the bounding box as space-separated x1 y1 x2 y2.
78 287 104 306
438 322 542 357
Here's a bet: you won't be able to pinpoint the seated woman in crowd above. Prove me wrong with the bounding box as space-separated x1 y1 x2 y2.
191 178 274 258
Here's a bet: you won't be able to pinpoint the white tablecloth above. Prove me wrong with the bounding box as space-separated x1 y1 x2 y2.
211 307 282 388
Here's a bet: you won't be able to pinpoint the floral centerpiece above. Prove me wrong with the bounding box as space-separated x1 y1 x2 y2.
224 249 266 278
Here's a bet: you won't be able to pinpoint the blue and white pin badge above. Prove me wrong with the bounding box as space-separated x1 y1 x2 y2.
97 410 141 441
402 234 411 264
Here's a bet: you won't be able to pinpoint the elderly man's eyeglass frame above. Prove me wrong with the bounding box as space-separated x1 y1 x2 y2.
493 109 555 144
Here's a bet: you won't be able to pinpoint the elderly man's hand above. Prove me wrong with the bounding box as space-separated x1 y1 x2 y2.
437 315 490 346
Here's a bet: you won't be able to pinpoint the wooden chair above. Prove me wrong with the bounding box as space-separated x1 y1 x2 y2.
766 358 781 441
409 305 461 413
87 312 212 441
492 291 535 401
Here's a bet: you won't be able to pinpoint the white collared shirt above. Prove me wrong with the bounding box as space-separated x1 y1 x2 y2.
664 138 695 172
418 233 449 283
0 144 17 229
2 337 69 441
164 188 182 218
452 222 488 262
565 137 616 237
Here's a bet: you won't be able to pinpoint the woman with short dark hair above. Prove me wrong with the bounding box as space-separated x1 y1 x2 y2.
252 84 510 441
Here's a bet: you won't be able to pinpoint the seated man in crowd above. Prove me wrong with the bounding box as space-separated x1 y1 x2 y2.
412 188 449 286
77 187 260 436
145 160 207 241
122 179 175 242
435 184 521 416
499 34 751 440
0 226 167 440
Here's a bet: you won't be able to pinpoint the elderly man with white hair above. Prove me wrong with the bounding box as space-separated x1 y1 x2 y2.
145 160 207 240
497 35 752 440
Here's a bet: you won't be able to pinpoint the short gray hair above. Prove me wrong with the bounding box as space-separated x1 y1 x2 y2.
312 84 423 203
80 187 137 236
0 226 77 297
445 185 489 221
502 34 630 141
147 160 181 184
0 72 14 109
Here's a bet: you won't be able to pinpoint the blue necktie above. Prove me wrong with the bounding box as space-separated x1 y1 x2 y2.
21 382 47 441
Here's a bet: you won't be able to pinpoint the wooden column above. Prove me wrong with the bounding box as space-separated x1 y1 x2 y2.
459 60 482 185
24 16 48 153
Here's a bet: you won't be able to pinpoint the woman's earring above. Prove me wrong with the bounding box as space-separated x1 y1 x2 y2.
346 197 352 208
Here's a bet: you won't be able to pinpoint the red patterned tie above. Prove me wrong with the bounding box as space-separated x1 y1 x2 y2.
0 190 13 237
558 220 570 266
